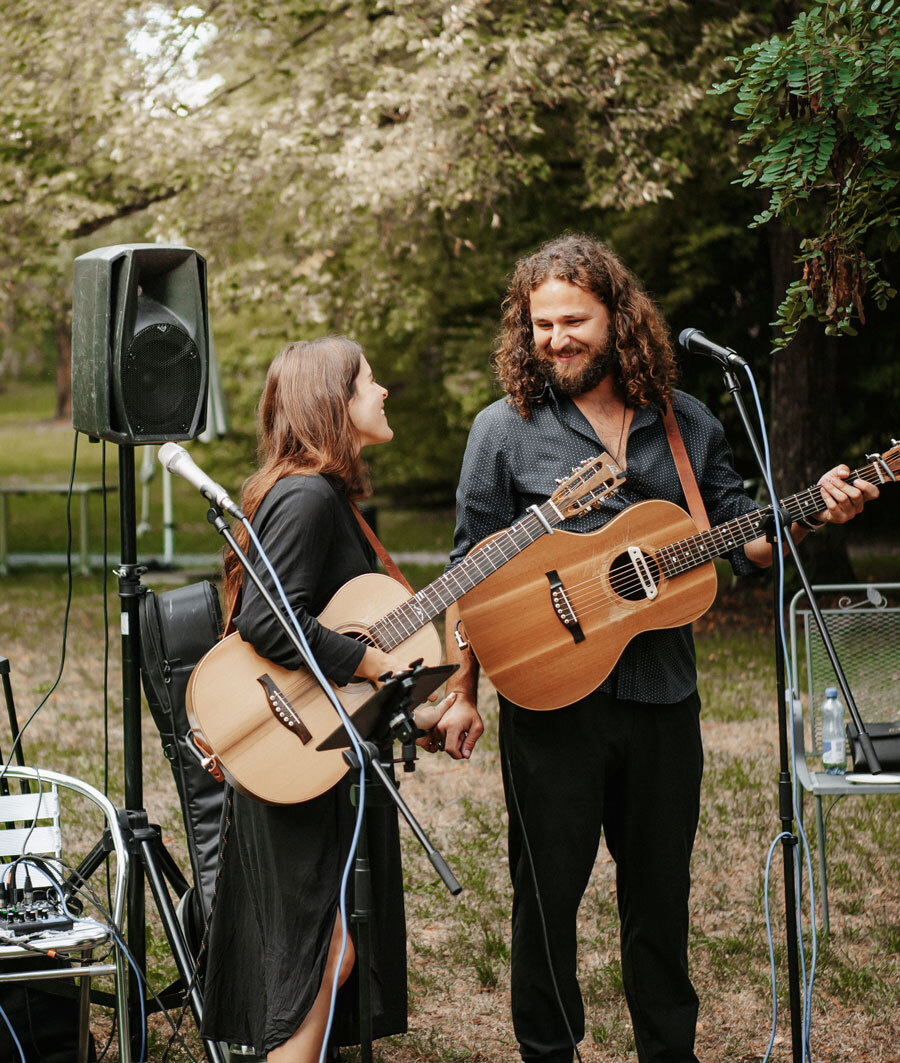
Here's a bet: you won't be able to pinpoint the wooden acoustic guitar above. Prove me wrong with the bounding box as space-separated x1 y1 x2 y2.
186 453 625 804
457 443 900 711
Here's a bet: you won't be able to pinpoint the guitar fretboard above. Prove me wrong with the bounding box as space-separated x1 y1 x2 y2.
368 458 622 650
368 502 560 651
657 457 893 578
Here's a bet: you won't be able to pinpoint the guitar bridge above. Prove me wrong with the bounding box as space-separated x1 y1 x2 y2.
546 570 585 644
257 673 313 743
627 547 659 600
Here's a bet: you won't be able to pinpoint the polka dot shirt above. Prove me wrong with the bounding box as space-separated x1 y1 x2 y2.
448 387 761 705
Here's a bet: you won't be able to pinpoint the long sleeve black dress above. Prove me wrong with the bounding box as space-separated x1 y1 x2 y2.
200 474 407 1055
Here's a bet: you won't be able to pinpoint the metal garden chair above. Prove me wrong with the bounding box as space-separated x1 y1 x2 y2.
0 767 129 1062
788 582 900 932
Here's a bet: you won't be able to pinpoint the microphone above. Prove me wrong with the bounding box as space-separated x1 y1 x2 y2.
678 328 747 368
157 442 245 519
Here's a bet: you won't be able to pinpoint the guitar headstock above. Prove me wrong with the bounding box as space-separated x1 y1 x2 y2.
867 440 900 483
551 452 626 518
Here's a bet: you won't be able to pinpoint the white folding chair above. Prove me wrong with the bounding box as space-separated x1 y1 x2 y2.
0 767 129 1062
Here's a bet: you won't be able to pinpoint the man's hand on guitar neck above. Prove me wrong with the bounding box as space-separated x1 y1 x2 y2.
438 602 485 760
813 464 880 522
745 463 880 568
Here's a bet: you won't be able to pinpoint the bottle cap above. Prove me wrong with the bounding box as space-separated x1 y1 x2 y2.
825 686 838 699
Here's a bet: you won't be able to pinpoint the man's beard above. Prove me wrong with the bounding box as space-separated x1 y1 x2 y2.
537 336 618 397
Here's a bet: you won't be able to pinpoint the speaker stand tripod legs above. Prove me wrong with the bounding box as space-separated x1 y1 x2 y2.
113 449 222 1061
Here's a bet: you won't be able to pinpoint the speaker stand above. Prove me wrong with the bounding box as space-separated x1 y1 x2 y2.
115 447 223 1062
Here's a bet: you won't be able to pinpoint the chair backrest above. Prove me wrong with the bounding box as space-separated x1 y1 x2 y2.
789 582 900 757
0 780 63 890
0 768 128 930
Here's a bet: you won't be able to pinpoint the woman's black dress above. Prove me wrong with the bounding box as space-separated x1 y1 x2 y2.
201 475 407 1055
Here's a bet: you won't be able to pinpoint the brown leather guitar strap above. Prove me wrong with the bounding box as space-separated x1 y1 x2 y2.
352 503 416 594
661 405 710 532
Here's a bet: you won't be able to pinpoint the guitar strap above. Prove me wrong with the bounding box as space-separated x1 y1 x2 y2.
661 404 711 532
352 503 416 594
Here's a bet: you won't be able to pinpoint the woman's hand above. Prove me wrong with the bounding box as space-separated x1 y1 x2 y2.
354 645 414 684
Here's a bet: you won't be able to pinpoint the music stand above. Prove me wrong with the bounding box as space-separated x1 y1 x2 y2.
317 664 458 751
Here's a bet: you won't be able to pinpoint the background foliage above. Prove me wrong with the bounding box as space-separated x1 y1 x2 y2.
1 0 898 550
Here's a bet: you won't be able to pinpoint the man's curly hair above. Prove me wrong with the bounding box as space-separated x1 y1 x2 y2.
493 234 678 417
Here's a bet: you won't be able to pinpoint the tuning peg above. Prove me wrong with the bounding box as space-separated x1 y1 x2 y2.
555 477 563 485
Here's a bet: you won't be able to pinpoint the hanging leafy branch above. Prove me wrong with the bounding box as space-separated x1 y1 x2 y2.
714 0 900 348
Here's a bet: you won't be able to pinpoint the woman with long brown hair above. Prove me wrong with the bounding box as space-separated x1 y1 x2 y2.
201 335 450 1062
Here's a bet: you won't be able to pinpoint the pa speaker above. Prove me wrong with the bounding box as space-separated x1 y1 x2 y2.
72 244 209 444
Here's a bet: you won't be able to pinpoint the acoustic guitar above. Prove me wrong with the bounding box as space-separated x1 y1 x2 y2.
186 453 625 804
456 443 900 711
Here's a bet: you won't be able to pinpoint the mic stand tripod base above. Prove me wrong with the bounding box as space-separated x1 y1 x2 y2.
335 670 463 1063
119 810 226 1063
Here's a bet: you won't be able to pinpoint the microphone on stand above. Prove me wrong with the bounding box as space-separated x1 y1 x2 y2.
678 328 747 368
157 441 245 519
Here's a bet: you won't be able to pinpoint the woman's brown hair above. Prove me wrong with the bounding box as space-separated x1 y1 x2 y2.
222 335 370 626
492 233 678 416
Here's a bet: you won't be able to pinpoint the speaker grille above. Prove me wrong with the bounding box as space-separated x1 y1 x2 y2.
121 323 203 437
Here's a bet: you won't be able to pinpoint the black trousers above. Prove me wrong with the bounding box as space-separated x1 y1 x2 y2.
499 689 703 1063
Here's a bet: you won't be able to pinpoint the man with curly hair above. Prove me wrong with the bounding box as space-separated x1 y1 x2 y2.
434 234 876 1063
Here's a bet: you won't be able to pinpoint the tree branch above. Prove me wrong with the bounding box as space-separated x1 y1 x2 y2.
190 3 352 114
66 185 184 239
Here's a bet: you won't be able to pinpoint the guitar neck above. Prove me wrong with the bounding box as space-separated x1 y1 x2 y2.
658 457 890 579
369 499 565 652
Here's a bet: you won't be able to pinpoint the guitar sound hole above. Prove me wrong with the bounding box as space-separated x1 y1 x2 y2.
609 551 660 601
347 630 375 646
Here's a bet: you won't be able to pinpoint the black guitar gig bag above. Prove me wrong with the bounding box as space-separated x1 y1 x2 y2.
139 581 225 932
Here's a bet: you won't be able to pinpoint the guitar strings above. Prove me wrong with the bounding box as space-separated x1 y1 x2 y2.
568 460 888 603
528 459 893 616
561 459 892 616
371 466 626 647
377 457 892 646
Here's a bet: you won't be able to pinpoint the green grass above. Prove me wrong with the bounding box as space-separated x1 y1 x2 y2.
0 381 457 571
696 630 775 722
0 379 58 422
377 507 456 557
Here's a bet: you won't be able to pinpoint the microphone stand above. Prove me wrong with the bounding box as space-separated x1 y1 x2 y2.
205 504 462 1060
718 360 882 1063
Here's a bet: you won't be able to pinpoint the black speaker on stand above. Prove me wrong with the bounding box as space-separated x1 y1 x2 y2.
73 244 208 444
72 245 223 1061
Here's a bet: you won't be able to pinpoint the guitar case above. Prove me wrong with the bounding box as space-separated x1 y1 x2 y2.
139 581 225 929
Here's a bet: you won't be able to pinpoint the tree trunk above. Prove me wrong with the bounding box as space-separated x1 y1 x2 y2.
55 319 72 421
768 223 855 582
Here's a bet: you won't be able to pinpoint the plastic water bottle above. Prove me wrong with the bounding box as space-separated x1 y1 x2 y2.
821 687 846 775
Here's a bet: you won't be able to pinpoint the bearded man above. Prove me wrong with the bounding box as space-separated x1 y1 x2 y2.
434 234 876 1063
